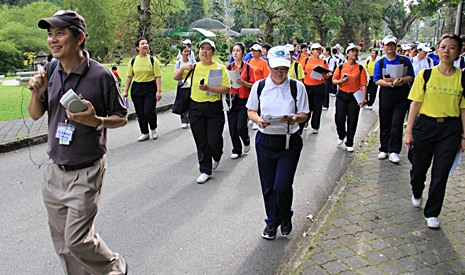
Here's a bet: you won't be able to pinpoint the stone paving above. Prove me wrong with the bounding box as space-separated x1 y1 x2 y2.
295 131 465 275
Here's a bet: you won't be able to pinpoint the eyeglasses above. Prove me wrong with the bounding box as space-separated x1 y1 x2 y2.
271 67 289 73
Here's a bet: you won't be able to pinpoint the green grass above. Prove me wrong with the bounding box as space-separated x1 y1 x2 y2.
0 55 227 121
0 60 177 121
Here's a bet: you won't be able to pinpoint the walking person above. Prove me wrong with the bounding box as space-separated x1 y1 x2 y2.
284 44 305 82
411 43 434 76
28 10 128 274
248 43 270 130
246 46 309 240
303 43 330 134
176 39 195 62
174 45 197 129
332 44 368 152
374 35 414 163
404 34 465 229
365 49 380 110
123 38 162 141
173 39 230 184
226 42 256 159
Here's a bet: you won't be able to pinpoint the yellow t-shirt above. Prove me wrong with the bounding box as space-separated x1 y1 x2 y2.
365 58 376 77
409 67 465 118
190 62 231 102
127 56 162 82
288 61 305 80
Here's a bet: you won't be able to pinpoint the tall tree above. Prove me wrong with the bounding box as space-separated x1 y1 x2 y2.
382 0 443 41
234 0 297 43
209 0 225 23
294 0 343 45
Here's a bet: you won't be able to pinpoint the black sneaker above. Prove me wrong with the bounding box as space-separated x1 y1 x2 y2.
262 225 277 240
281 222 293 237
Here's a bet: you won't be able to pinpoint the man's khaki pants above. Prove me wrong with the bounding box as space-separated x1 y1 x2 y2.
42 155 126 275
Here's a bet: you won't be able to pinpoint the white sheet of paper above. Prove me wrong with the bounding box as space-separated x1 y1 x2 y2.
386 64 404 78
227 69 241 89
310 71 322 80
206 70 222 95
449 151 462 176
353 90 363 103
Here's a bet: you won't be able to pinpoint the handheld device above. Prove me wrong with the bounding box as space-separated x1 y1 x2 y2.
343 73 348 78
200 79 205 85
59 89 87 113
384 74 391 78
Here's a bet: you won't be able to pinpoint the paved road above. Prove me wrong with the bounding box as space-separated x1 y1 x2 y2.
0 97 378 274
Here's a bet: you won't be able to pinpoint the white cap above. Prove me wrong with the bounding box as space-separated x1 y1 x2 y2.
284 44 294 52
311 43 322 50
198 39 215 50
182 39 192 45
382 35 397 45
250 44 262 51
345 43 360 54
268 46 290 68
401 44 412 50
417 43 432 52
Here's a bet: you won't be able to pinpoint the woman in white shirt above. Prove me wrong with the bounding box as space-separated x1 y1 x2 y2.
174 45 196 128
246 46 309 240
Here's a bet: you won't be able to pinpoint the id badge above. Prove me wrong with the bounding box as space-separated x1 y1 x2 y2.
56 122 75 145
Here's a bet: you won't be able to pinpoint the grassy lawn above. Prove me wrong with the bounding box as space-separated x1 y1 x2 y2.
0 59 178 121
0 56 226 121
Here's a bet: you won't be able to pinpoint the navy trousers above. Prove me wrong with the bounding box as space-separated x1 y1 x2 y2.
255 131 303 227
189 100 224 175
305 83 326 130
408 115 462 218
227 98 250 155
131 81 158 134
366 76 377 107
378 87 410 154
335 91 361 147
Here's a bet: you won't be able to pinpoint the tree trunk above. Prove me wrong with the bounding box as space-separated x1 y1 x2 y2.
263 14 275 44
138 0 152 44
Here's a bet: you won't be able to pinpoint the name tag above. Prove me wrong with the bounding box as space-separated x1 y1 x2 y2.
56 122 75 145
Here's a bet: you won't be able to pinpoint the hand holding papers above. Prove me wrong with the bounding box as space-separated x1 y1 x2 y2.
353 90 364 105
261 113 294 125
205 70 223 95
313 66 330 74
227 69 241 89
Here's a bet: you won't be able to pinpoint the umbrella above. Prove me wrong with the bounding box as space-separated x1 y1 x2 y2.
188 18 226 30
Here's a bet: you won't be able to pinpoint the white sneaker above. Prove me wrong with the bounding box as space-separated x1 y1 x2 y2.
367 106 373 110
243 145 251 153
389 153 400 163
138 134 150 142
181 123 188 129
196 173 211 184
346 146 354 152
337 139 344 145
322 107 328 111
252 123 258 130
378 152 388 159
230 153 239 159
312 129 318 134
151 130 158 139
426 217 440 229
212 159 220 170
412 195 422 208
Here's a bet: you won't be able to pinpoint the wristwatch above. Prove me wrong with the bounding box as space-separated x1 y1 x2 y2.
391 82 394 88
95 117 104 130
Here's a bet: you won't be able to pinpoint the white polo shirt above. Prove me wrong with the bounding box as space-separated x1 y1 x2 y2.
412 56 434 76
246 76 309 135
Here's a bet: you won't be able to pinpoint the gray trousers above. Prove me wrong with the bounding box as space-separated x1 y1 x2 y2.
43 155 126 275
